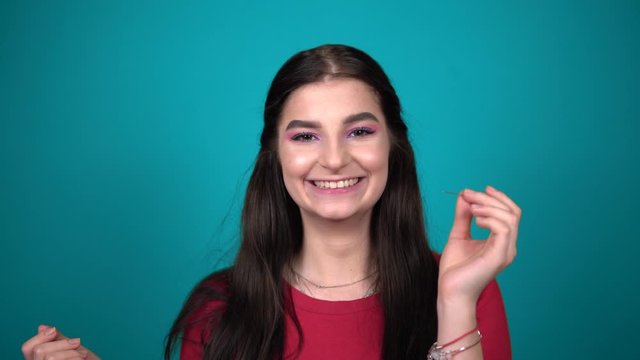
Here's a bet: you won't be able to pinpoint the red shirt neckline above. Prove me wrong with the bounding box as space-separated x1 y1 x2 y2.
284 281 381 315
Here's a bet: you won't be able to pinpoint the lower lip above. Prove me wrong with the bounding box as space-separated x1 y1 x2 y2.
306 178 365 195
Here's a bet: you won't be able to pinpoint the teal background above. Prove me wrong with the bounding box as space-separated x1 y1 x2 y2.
1 0 638 358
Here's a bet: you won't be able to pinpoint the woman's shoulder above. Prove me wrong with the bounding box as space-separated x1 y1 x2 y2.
197 268 232 295
180 268 232 357
432 251 442 262
188 268 232 318
186 269 231 321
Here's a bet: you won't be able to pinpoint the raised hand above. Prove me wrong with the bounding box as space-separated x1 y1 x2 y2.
22 325 100 360
438 186 521 305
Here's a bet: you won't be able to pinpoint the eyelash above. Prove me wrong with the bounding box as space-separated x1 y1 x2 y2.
290 132 318 142
348 127 375 137
289 127 375 142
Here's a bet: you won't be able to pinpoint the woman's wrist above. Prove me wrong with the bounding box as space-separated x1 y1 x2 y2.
436 297 482 359
437 297 477 340
437 298 477 333
437 291 477 312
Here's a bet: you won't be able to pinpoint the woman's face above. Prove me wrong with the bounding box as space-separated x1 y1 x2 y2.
277 78 391 223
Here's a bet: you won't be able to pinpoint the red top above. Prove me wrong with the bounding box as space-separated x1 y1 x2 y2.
180 278 511 360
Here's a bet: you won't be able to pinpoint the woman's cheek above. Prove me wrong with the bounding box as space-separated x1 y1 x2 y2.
280 147 315 176
286 152 313 172
359 145 389 170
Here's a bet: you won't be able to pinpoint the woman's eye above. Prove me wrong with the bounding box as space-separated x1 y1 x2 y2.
349 127 375 137
291 132 317 142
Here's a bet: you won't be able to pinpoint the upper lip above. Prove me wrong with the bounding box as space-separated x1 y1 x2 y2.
307 176 363 181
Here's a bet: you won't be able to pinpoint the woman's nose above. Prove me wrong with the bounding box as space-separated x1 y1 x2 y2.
319 139 350 170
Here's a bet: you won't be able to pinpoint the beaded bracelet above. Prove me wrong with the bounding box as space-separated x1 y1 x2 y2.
427 330 482 360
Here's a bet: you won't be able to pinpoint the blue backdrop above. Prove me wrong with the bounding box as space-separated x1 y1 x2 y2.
2 0 638 358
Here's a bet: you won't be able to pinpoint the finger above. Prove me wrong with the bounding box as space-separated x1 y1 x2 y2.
470 204 520 230
472 204 520 249
475 216 517 264
462 188 511 211
474 215 510 236
32 339 82 360
54 329 70 341
83 346 100 360
449 191 473 239
53 331 96 359
22 326 58 358
40 349 88 360
486 185 522 216
37 325 51 333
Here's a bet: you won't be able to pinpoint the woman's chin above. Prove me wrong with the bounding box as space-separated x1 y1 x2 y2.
303 207 371 223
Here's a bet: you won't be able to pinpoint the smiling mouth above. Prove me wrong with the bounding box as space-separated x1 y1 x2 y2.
312 177 360 190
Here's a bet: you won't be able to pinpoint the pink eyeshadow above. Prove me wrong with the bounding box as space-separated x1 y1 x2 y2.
284 130 308 139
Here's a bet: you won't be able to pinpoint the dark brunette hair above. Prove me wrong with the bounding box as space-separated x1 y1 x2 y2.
165 44 438 359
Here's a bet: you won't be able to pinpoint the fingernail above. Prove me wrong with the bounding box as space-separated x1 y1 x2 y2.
487 185 496 191
45 327 56 336
68 338 81 345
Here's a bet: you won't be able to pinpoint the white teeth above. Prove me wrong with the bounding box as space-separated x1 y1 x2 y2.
313 178 360 189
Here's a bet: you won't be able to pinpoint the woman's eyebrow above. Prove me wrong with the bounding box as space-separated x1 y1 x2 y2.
284 112 379 131
343 112 379 124
285 119 321 130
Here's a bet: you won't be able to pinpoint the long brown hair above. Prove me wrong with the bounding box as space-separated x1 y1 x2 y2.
165 44 438 359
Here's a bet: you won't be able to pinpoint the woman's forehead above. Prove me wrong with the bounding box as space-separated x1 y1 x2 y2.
278 78 384 128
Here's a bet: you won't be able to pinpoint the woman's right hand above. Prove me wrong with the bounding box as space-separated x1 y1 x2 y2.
22 325 100 360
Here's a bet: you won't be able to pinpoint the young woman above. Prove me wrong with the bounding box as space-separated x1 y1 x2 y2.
22 44 520 360
166 44 520 360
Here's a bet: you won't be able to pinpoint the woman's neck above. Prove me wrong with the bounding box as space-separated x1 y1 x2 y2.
289 211 377 300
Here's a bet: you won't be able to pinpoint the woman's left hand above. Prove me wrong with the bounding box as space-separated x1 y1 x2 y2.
438 185 521 306
22 325 101 360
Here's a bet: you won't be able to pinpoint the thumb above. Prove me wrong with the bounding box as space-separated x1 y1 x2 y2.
53 329 70 341
53 328 99 359
38 324 52 333
449 191 473 240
